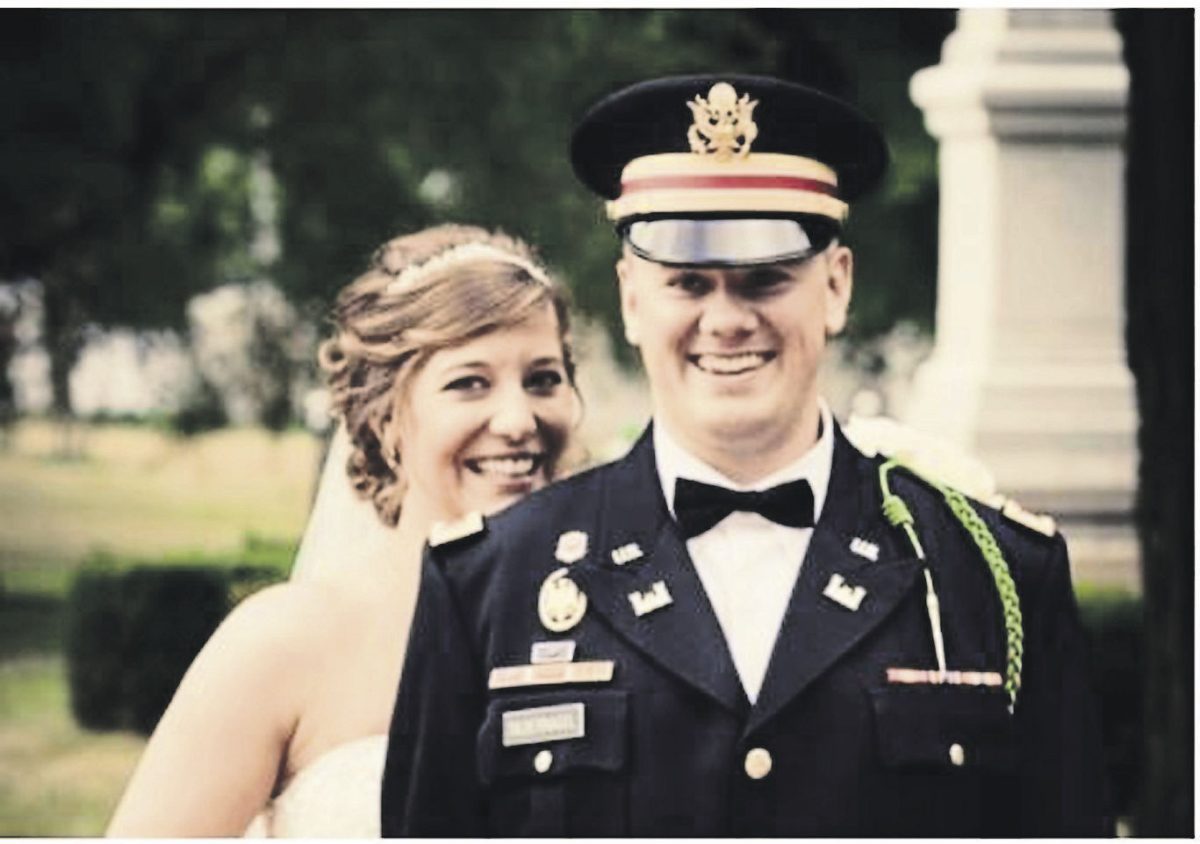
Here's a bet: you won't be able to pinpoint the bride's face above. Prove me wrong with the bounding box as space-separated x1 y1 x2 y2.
397 303 575 523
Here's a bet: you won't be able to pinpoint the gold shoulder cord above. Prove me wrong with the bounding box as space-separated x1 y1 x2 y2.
878 459 1024 712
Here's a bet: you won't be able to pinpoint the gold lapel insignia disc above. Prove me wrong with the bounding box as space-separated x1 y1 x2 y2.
686 82 759 160
538 568 587 633
823 572 867 611
555 530 589 564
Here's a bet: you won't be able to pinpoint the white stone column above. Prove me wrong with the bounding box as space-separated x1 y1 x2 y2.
906 9 1138 589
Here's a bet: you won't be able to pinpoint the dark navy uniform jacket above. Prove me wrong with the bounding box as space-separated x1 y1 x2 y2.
381 424 1109 836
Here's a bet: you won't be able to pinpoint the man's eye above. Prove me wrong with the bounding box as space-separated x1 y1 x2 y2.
668 272 711 295
740 271 790 297
443 375 488 393
526 369 564 394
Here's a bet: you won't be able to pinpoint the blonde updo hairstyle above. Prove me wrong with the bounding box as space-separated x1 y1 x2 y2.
319 224 576 526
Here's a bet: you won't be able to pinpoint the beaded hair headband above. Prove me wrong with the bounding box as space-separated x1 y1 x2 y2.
383 242 551 296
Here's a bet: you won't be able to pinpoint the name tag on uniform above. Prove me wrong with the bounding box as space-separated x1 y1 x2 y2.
489 659 614 690
530 640 576 664
502 702 585 747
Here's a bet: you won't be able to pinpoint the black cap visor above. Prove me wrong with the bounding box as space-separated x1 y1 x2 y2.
622 217 838 267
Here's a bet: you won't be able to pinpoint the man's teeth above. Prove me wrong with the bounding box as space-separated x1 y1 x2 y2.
694 353 772 374
469 456 539 477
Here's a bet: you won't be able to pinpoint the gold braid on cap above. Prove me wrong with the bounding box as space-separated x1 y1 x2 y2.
384 242 551 296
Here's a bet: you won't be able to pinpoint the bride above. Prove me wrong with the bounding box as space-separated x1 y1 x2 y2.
107 224 579 837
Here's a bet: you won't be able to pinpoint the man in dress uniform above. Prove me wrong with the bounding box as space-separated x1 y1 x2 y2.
381 74 1109 836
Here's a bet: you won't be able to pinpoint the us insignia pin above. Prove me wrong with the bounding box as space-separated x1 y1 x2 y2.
628 580 673 617
538 568 587 633
823 573 867 611
610 542 644 566
849 537 879 561
555 530 589 564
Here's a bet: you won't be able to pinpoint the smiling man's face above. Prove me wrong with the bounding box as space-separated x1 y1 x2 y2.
617 244 852 481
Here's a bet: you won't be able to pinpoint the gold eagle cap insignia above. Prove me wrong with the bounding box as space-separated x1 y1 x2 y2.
687 82 759 160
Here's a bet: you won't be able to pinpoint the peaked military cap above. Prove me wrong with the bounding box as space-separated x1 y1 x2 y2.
570 73 888 265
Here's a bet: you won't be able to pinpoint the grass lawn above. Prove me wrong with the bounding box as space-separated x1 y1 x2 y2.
0 655 144 836
0 420 320 835
0 420 319 596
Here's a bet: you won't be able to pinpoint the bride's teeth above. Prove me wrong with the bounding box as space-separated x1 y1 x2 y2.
472 456 537 477
696 353 768 374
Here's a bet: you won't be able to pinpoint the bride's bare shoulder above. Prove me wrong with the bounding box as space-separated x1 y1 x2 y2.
202 579 361 671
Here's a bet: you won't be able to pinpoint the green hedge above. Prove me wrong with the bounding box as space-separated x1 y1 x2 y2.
64 541 288 736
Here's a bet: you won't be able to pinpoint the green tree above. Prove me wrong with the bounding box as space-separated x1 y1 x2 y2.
251 9 952 356
0 10 267 418
1 9 954 417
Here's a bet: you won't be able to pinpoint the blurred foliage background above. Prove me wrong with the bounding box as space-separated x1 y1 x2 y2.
0 8 1171 836
0 8 953 415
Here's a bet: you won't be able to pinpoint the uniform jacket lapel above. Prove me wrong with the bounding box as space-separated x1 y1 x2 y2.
570 427 748 716
747 426 921 733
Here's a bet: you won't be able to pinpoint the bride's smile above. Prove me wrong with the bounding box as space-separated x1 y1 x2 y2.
399 304 574 522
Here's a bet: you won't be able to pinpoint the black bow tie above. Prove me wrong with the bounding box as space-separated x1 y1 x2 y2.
673 477 815 539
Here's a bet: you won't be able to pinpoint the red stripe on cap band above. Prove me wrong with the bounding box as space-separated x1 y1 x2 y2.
622 174 838 197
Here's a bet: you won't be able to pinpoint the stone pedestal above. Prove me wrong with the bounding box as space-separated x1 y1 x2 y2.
906 10 1139 590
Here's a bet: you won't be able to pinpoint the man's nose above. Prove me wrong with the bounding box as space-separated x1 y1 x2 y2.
698 290 758 338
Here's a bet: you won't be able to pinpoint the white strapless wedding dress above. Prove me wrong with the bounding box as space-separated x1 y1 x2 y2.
244 734 387 838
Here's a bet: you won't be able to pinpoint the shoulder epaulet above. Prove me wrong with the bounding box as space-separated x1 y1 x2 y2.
428 511 486 549
845 414 1058 538
845 414 999 502
995 497 1058 538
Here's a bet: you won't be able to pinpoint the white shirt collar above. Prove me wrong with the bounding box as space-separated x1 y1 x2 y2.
654 398 836 527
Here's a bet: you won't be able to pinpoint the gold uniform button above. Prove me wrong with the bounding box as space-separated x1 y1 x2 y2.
949 743 966 767
534 749 553 774
744 747 773 780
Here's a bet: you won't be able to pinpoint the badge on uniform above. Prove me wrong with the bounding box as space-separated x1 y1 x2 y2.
886 667 1002 688
610 542 644 566
849 536 880 561
628 580 673 617
501 702 585 747
538 568 588 633
823 572 867 611
555 530 589 564
489 659 614 690
530 640 576 664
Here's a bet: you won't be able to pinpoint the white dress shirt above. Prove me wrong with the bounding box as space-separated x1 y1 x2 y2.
654 400 834 703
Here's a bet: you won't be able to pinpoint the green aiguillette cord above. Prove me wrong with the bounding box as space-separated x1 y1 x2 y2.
878 459 1024 711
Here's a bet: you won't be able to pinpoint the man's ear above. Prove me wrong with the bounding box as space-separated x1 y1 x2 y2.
823 244 854 337
616 255 640 347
